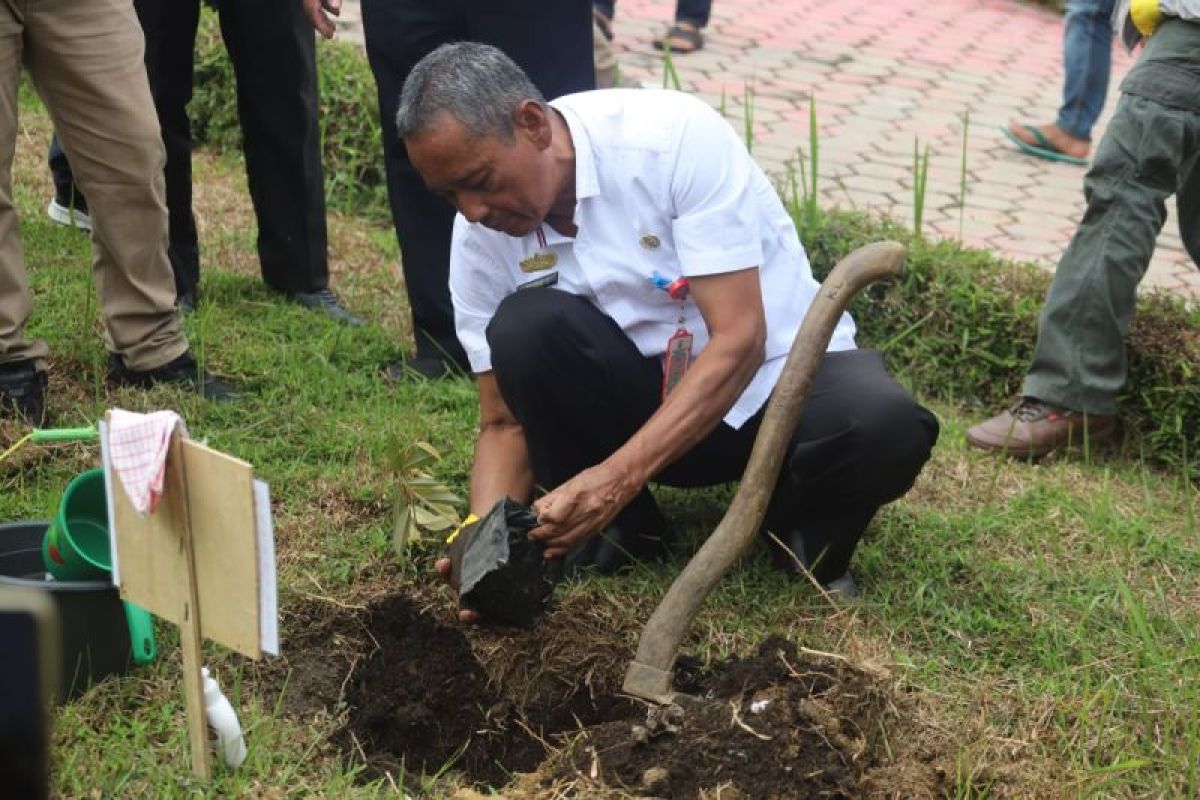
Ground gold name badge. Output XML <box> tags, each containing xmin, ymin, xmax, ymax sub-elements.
<box><xmin>519</xmin><ymin>249</ymin><xmax>558</xmax><ymax>273</ymax></box>
<box><xmin>639</xmin><ymin>232</ymin><xmax>661</xmax><ymax>250</ymax></box>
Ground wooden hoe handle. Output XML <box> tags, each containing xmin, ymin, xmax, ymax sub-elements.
<box><xmin>622</xmin><ymin>241</ymin><xmax>907</xmax><ymax>702</ymax></box>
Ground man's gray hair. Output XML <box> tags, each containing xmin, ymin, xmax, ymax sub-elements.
<box><xmin>396</xmin><ymin>42</ymin><xmax>546</xmax><ymax>142</ymax></box>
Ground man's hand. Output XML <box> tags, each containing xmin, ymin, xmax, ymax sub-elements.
<box><xmin>302</xmin><ymin>0</ymin><xmax>341</xmax><ymax>39</ymax></box>
<box><xmin>434</xmin><ymin>556</ymin><xmax>481</xmax><ymax>624</ymax></box>
<box><xmin>530</xmin><ymin>462</ymin><xmax>640</xmax><ymax>559</ymax></box>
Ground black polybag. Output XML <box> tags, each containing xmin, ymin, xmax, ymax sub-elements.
<box><xmin>447</xmin><ymin>497</ymin><xmax>558</xmax><ymax>627</ymax></box>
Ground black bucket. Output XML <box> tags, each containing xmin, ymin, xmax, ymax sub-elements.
<box><xmin>0</xmin><ymin>522</ymin><xmax>132</xmax><ymax>701</ymax></box>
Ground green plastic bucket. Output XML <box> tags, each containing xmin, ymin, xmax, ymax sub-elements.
<box><xmin>34</xmin><ymin>469</ymin><xmax>157</xmax><ymax>667</ymax></box>
<box><xmin>41</xmin><ymin>469</ymin><xmax>110</xmax><ymax>581</ymax></box>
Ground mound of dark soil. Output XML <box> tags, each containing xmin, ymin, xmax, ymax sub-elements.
<box><xmin>266</xmin><ymin>589</ymin><xmax>985</xmax><ymax>798</ymax></box>
<box><xmin>337</xmin><ymin>594</ymin><xmax>635</xmax><ymax>788</ymax></box>
<box><xmin>543</xmin><ymin>636</ymin><xmax>895</xmax><ymax>798</ymax></box>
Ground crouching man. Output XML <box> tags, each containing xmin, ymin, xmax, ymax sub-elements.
<box><xmin>397</xmin><ymin>43</ymin><xmax>939</xmax><ymax>618</ymax></box>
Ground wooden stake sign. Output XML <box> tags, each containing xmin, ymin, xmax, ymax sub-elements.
<box><xmin>101</xmin><ymin>414</ymin><xmax>277</xmax><ymax>779</ymax></box>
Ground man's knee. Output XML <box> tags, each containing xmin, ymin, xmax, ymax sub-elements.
<box><xmin>795</xmin><ymin>353</ymin><xmax>939</xmax><ymax>503</ymax></box>
<box><xmin>855</xmin><ymin>389</ymin><xmax>940</xmax><ymax>501</ymax></box>
<box><xmin>485</xmin><ymin>289</ymin><xmax>577</xmax><ymax>376</ymax></box>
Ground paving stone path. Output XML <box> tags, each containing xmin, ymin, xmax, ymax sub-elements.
<box><xmin>331</xmin><ymin>0</ymin><xmax>1198</xmax><ymax>301</ymax></box>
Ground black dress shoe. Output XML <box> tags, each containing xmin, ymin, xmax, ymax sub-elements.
<box><xmin>108</xmin><ymin>351</ymin><xmax>238</xmax><ymax>402</ymax></box>
<box><xmin>562</xmin><ymin>492</ymin><xmax>673</xmax><ymax>577</ymax></box>
<box><xmin>176</xmin><ymin>289</ymin><xmax>197</xmax><ymax>313</ymax></box>
<box><xmin>382</xmin><ymin>355</ymin><xmax>462</xmax><ymax>382</ymax></box>
<box><xmin>287</xmin><ymin>288</ymin><xmax>364</xmax><ymax>326</ymax></box>
<box><xmin>765</xmin><ymin>527</ymin><xmax>858</xmax><ymax>596</ymax></box>
<box><xmin>562</xmin><ymin>523</ymin><xmax>673</xmax><ymax>577</ymax></box>
<box><xmin>0</xmin><ymin>360</ymin><xmax>48</xmax><ymax>424</ymax></box>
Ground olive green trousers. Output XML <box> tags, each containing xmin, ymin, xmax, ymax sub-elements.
<box><xmin>1024</xmin><ymin>20</ymin><xmax>1199</xmax><ymax>414</ymax></box>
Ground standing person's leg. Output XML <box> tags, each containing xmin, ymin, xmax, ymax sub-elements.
<box><xmin>594</xmin><ymin>0</ymin><xmax>615</xmax><ymax>24</ymax></box>
<box><xmin>363</xmin><ymin>0</ymin><xmax>469</xmax><ymax>376</ymax></box>
<box><xmin>1004</xmin><ymin>0</ymin><xmax>1114</xmax><ymax>164</ymax></box>
<box><xmin>652</xmin><ymin>0</ymin><xmax>709</xmax><ymax>53</ymax></box>
<box><xmin>674</xmin><ymin>0</ymin><xmax>712</xmax><ymax>28</ymax></box>
<box><xmin>1024</xmin><ymin>94</ymin><xmax>1178</xmax><ymax>413</ymax></box>
<box><xmin>1178</xmin><ymin>114</ymin><xmax>1200</xmax><ymax>270</ymax></box>
<box><xmin>1057</xmin><ymin>0</ymin><xmax>1115</xmax><ymax>143</ymax></box>
<box><xmin>23</xmin><ymin>0</ymin><xmax>189</xmax><ymax>372</ymax></box>
<box><xmin>468</xmin><ymin>0</ymin><xmax>595</xmax><ymax>100</ymax></box>
<box><xmin>0</xmin><ymin>4</ymin><xmax>51</xmax><ymax>420</ymax></box>
<box><xmin>968</xmin><ymin>93</ymin><xmax>1188</xmax><ymax>455</ymax></box>
<box><xmin>218</xmin><ymin>0</ymin><xmax>328</xmax><ymax>296</ymax></box>
<box><xmin>46</xmin><ymin>133</ymin><xmax>90</xmax><ymax>231</ymax></box>
<box><xmin>131</xmin><ymin>0</ymin><xmax>202</xmax><ymax>309</ymax></box>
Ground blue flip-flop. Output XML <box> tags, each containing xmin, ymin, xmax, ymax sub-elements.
<box><xmin>1001</xmin><ymin>124</ymin><xmax>1088</xmax><ymax>167</ymax></box>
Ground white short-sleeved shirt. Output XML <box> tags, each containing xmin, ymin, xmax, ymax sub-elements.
<box><xmin>449</xmin><ymin>89</ymin><xmax>856</xmax><ymax>429</ymax></box>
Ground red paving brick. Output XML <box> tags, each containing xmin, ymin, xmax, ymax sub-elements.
<box><xmin>332</xmin><ymin>0</ymin><xmax>1196</xmax><ymax>302</ymax></box>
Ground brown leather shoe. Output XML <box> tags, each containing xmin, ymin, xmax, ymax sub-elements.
<box><xmin>966</xmin><ymin>399</ymin><xmax>1116</xmax><ymax>458</ymax></box>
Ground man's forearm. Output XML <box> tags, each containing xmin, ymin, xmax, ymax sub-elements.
<box><xmin>470</xmin><ymin>423</ymin><xmax>535</xmax><ymax>514</ymax></box>
<box><xmin>607</xmin><ymin>333</ymin><xmax>763</xmax><ymax>489</ymax></box>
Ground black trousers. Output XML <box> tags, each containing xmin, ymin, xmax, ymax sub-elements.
<box><xmin>486</xmin><ymin>290</ymin><xmax>940</xmax><ymax>583</ymax></box>
<box><xmin>360</xmin><ymin>0</ymin><xmax>594</xmax><ymax>369</ymax></box>
<box><xmin>48</xmin><ymin>0</ymin><xmax>329</xmax><ymax>298</ymax></box>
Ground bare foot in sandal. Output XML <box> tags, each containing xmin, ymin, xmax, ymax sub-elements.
<box><xmin>1007</xmin><ymin>121</ymin><xmax>1090</xmax><ymax>160</ymax></box>
<box><xmin>652</xmin><ymin>20</ymin><xmax>704</xmax><ymax>53</ymax></box>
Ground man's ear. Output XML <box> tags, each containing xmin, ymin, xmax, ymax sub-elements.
<box><xmin>513</xmin><ymin>100</ymin><xmax>553</xmax><ymax>150</ymax></box>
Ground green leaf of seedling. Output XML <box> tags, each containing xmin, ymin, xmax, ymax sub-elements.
<box><xmin>393</xmin><ymin>503</ymin><xmax>414</xmax><ymax>553</ymax></box>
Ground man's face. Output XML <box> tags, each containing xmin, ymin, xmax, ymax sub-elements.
<box><xmin>406</xmin><ymin>104</ymin><xmax>558</xmax><ymax>238</ymax></box>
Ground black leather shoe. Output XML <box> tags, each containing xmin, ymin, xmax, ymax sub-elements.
<box><xmin>108</xmin><ymin>351</ymin><xmax>238</xmax><ymax>402</ymax></box>
<box><xmin>562</xmin><ymin>524</ymin><xmax>673</xmax><ymax>577</ymax></box>
<box><xmin>766</xmin><ymin>526</ymin><xmax>811</xmax><ymax>573</ymax></box>
<box><xmin>382</xmin><ymin>356</ymin><xmax>461</xmax><ymax>382</ymax></box>
<box><xmin>824</xmin><ymin>573</ymin><xmax>860</xmax><ymax>600</ymax></box>
<box><xmin>765</xmin><ymin>527</ymin><xmax>858</xmax><ymax>597</ymax></box>
<box><xmin>287</xmin><ymin>288</ymin><xmax>364</xmax><ymax>326</ymax></box>
<box><xmin>562</xmin><ymin>493</ymin><xmax>673</xmax><ymax>577</ymax></box>
<box><xmin>176</xmin><ymin>289</ymin><xmax>197</xmax><ymax>313</ymax></box>
<box><xmin>0</xmin><ymin>360</ymin><xmax>48</xmax><ymax>424</ymax></box>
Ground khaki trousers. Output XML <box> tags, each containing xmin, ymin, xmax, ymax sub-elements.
<box><xmin>0</xmin><ymin>0</ymin><xmax>187</xmax><ymax>372</ymax></box>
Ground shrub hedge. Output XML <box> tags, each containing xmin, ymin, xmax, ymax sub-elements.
<box><xmin>186</xmin><ymin>13</ymin><xmax>1198</xmax><ymax>478</ymax></box>
<box><xmin>804</xmin><ymin>210</ymin><xmax>1199</xmax><ymax>478</ymax></box>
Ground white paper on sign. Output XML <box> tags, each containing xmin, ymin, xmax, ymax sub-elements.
<box><xmin>98</xmin><ymin>419</ymin><xmax>120</xmax><ymax>587</ymax></box>
<box><xmin>254</xmin><ymin>479</ymin><xmax>279</xmax><ymax>656</ymax></box>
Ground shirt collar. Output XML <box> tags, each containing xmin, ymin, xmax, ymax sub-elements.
<box><xmin>552</xmin><ymin>100</ymin><xmax>600</xmax><ymax>202</ymax></box>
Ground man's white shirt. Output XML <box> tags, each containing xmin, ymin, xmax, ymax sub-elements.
<box><xmin>449</xmin><ymin>88</ymin><xmax>856</xmax><ymax>429</ymax></box>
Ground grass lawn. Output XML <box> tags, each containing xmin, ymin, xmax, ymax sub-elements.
<box><xmin>3</xmin><ymin>83</ymin><xmax>1198</xmax><ymax>798</ymax></box>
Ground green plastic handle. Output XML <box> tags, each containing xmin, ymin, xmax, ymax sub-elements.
<box><xmin>124</xmin><ymin>603</ymin><xmax>158</xmax><ymax>666</ymax></box>
<box><xmin>30</xmin><ymin>426</ymin><xmax>99</xmax><ymax>443</ymax></box>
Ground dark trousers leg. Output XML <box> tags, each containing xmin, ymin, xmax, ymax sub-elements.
<box><xmin>592</xmin><ymin>1</ymin><xmax>712</xmax><ymax>29</ymax></box>
<box><xmin>47</xmin><ymin>135</ymin><xmax>74</xmax><ymax>196</ymax></box>
<box><xmin>132</xmin><ymin>0</ymin><xmax>201</xmax><ymax>302</ymax></box>
<box><xmin>759</xmin><ymin>349</ymin><xmax>940</xmax><ymax>583</ymax></box>
<box><xmin>218</xmin><ymin>0</ymin><xmax>328</xmax><ymax>293</ymax></box>
<box><xmin>486</xmin><ymin>290</ymin><xmax>672</xmax><ymax>530</ymax></box>
<box><xmin>674</xmin><ymin>0</ymin><xmax>713</xmax><ymax>27</ymax></box>
<box><xmin>360</xmin><ymin>0</ymin><xmax>593</xmax><ymax>368</ymax></box>
<box><xmin>486</xmin><ymin>290</ymin><xmax>939</xmax><ymax>582</ymax></box>
<box><xmin>361</xmin><ymin>0</ymin><xmax>467</xmax><ymax>366</ymax></box>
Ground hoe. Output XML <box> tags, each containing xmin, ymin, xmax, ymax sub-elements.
<box><xmin>622</xmin><ymin>240</ymin><xmax>907</xmax><ymax>703</ymax></box>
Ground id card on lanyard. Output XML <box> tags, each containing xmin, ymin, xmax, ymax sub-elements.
<box><xmin>651</xmin><ymin>271</ymin><xmax>693</xmax><ymax>400</ymax></box>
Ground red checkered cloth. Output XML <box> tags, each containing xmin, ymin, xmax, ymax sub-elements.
<box><xmin>107</xmin><ymin>409</ymin><xmax>189</xmax><ymax>515</ymax></box>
